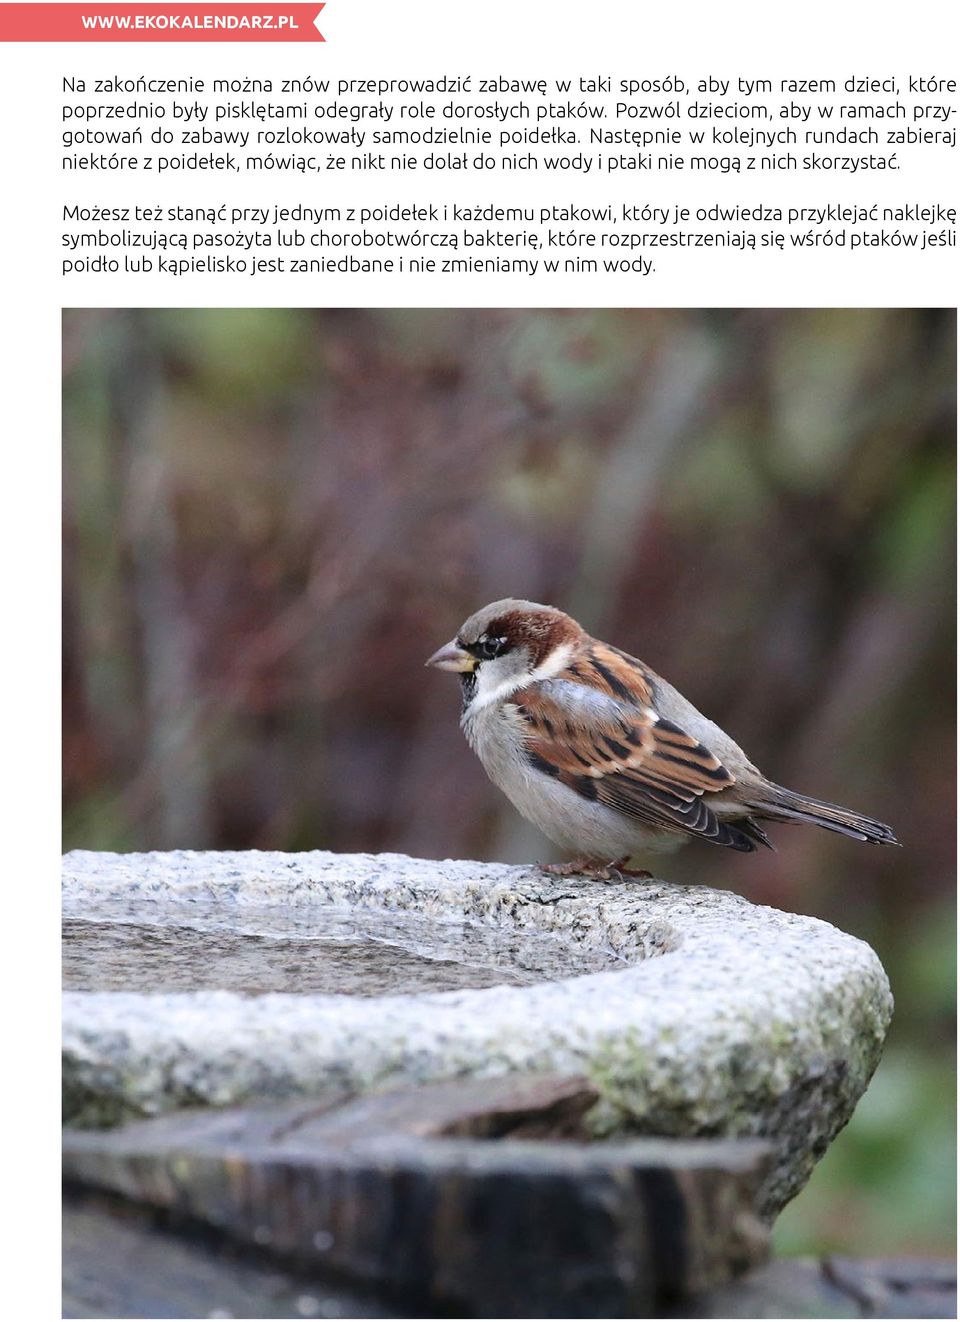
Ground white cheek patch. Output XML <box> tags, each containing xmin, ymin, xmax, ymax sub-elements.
<box><xmin>467</xmin><ymin>642</ymin><xmax>575</xmax><ymax>713</ymax></box>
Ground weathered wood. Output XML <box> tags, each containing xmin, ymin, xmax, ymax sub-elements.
<box><xmin>63</xmin><ymin>1073</ymin><xmax>771</xmax><ymax>1317</ymax></box>
<box><xmin>63</xmin><ymin>1193</ymin><xmax>958</xmax><ymax>1320</ymax></box>
<box><xmin>62</xmin><ymin>1072</ymin><xmax>599</xmax><ymax>1150</ymax></box>
<box><xmin>673</xmin><ymin>1256</ymin><xmax>958</xmax><ymax>1319</ymax></box>
<box><xmin>673</xmin><ymin>1257</ymin><xmax>861</xmax><ymax>1317</ymax></box>
<box><xmin>63</xmin><ymin>1190</ymin><xmax>393</xmax><ymax>1319</ymax></box>
<box><xmin>823</xmin><ymin>1256</ymin><xmax>958</xmax><ymax>1319</ymax></box>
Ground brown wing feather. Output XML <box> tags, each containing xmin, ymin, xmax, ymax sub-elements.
<box><xmin>513</xmin><ymin>641</ymin><xmax>757</xmax><ymax>850</ymax></box>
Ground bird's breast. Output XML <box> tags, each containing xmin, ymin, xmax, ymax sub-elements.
<box><xmin>461</xmin><ymin>701</ymin><xmax>526</xmax><ymax>788</ymax></box>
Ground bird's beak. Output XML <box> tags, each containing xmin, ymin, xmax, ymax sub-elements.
<box><xmin>425</xmin><ymin>639</ymin><xmax>475</xmax><ymax>672</ymax></box>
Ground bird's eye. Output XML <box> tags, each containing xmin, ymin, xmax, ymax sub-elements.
<box><xmin>475</xmin><ymin>635</ymin><xmax>508</xmax><ymax>661</ymax></box>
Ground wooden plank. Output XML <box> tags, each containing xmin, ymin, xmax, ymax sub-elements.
<box><xmin>674</xmin><ymin>1257</ymin><xmax>957</xmax><ymax>1319</ymax></box>
<box><xmin>823</xmin><ymin>1256</ymin><xmax>957</xmax><ymax>1319</ymax></box>
<box><xmin>63</xmin><ymin>1073</ymin><xmax>772</xmax><ymax>1317</ymax></box>
<box><xmin>63</xmin><ymin>1191</ymin><xmax>393</xmax><ymax>1319</ymax></box>
<box><xmin>64</xmin><ymin>1198</ymin><xmax>959</xmax><ymax>1322</ymax></box>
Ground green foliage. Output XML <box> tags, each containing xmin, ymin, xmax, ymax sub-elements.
<box><xmin>874</xmin><ymin>455</ymin><xmax>957</xmax><ymax>589</ymax></box>
<box><xmin>777</xmin><ymin>897</ymin><xmax>956</xmax><ymax>1256</ymax></box>
<box><xmin>155</xmin><ymin>307</ymin><xmax>314</xmax><ymax>400</ymax></box>
<box><xmin>775</xmin><ymin>1045</ymin><xmax>957</xmax><ymax>1257</ymax></box>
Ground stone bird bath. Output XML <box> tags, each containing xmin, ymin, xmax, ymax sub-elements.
<box><xmin>62</xmin><ymin>849</ymin><xmax>892</xmax><ymax>1220</ymax></box>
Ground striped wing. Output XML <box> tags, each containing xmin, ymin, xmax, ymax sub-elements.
<box><xmin>511</xmin><ymin>643</ymin><xmax>757</xmax><ymax>850</ymax></box>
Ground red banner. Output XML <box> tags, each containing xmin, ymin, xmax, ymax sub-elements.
<box><xmin>0</xmin><ymin>2</ymin><xmax>325</xmax><ymax>40</ymax></box>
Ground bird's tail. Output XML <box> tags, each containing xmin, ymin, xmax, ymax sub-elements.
<box><xmin>748</xmin><ymin>784</ymin><xmax>899</xmax><ymax>846</ymax></box>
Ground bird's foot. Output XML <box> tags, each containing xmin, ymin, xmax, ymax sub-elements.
<box><xmin>607</xmin><ymin>856</ymin><xmax>653</xmax><ymax>880</ymax></box>
<box><xmin>541</xmin><ymin>857</ymin><xmax>605</xmax><ymax>878</ymax></box>
<box><xmin>541</xmin><ymin>857</ymin><xmax>652</xmax><ymax>883</ymax></box>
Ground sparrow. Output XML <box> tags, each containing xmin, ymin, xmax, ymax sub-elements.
<box><xmin>426</xmin><ymin>598</ymin><xmax>898</xmax><ymax>875</ymax></box>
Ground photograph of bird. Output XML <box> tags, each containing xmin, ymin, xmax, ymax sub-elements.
<box><xmin>427</xmin><ymin>598</ymin><xmax>899</xmax><ymax>876</ymax></box>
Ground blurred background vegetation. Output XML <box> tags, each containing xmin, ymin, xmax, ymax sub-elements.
<box><xmin>62</xmin><ymin>307</ymin><xmax>955</xmax><ymax>1258</ymax></box>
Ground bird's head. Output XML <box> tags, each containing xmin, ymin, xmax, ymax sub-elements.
<box><xmin>425</xmin><ymin>598</ymin><xmax>583</xmax><ymax>710</ymax></box>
